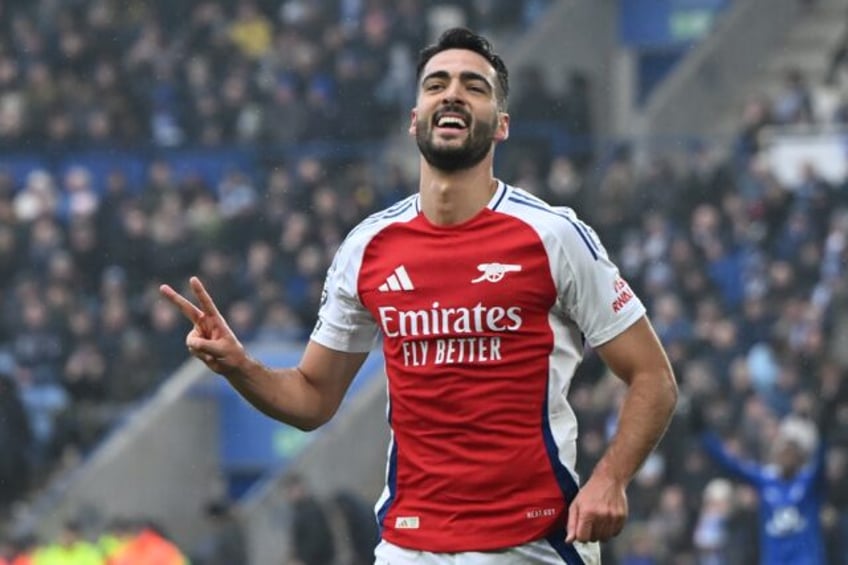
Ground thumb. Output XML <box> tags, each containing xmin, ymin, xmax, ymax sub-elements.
<box><xmin>565</xmin><ymin>500</ymin><xmax>579</xmax><ymax>544</ymax></box>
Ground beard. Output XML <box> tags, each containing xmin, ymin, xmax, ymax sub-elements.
<box><xmin>416</xmin><ymin>108</ymin><xmax>498</xmax><ymax>172</ymax></box>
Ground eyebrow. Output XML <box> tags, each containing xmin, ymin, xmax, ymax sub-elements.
<box><xmin>421</xmin><ymin>70</ymin><xmax>494</xmax><ymax>92</ymax></box>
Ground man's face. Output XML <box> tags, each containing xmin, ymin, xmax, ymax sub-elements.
<box><xmin>410</xmin><ymin>49</ymin><xmax>508</xmax><ymax>172</ymax></box>
<box><xmin>773</xmin><ymin>438</ymin><xmax>806</xmax><ymax>476</ymax></box>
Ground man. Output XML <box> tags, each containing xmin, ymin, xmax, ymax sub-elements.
<box><xmin>161</xmin><ymin>28</ymin><xmax>678</xmax><ymax>564</ymax></box>
<box><xmin>696</xmin><ymin>411</ymin><xmax>827</xmax><ymax>565</ymax></box>
<box><xmin>30</xmin><ymin>520</ymin><xmax>104</xmax><ymax>565</ymax></box>
<box><xmin>0</xmin><ymin>352</ymin><xmax>32</xmax><ymax>513</ymax></box>
<box><xmin>281</xmin><ymin>473</ymin><xmax>336</xmax><ymax>565</ymax></box>
<box><xmin>106</xmin><ymin>520</ymin><xmax>189</xmax><ymax>565</ymax></box>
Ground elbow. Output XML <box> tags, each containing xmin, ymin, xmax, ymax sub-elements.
<box><xmin>292</xmin><ymin>420</ymin><xmax>323</xmax><ymax>432</ymax></box>
<box><xmin>288</xmin><ymin>407</ymin><xmax>337</xmax><ymax>432</ymax></box>
<box><xmin>290</xmin><ymin>414</ymin><xmax>331</xmax><ymax>432</ymax></box>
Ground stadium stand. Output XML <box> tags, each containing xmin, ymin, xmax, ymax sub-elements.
<box><xmin>1</xmin><ymin>1</ymin><xmax>848</xmax><ymax>564</ymax></box>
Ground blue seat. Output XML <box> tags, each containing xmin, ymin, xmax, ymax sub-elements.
<box><xmin>58</xmin><ymin>151</ymin><xmax>148</xmax><ymax>194</ymax></box>
<box><xmin>161</xmin><ymin>149</ymin><xmax>257</xmax><ymax>193</ymax></box>
<box><xmin>0</xmin><ymin>154</ymin><xmax>51</xmax><ymax>191</ymax></box>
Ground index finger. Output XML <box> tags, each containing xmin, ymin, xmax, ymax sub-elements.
<box><xmin>190</xmin><ymin>276</ymin><xmax>223</xmax><ymax>318</ymax></box>
<box><xmin>159</xmin><ymin>283</ymin><xmax>204</xmax><ymax>324</ymax></box>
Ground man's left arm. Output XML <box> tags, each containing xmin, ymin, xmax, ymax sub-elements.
<box><xmin>566</xmin><ymin>315</ymin><xmax>678</xmax><ymax>543</ymax></box>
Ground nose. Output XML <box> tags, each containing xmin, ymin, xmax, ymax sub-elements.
<box><xmin>441</xmin><ymin>80</ymin><xmax>466</xmax><ymax>105</ymax></box>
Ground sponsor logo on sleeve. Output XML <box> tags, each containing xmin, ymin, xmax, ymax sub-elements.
<box><xmin>611</xmin><ymin>277</ymin><xmax>634</xmax><ymax>313</ymax></box>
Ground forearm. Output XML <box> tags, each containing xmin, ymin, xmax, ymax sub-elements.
<box><xmin>596</xmin><ymin>368</ymin><xmax>677</xmax><ymax>483</ymax></box>
<box><xmin>225</xmin><ymin>356</ymin><xmax>337</xmax><ymax>431</ymax></box>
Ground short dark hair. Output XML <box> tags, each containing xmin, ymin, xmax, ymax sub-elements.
<box><xmin>416</xmin><ymin>27</ymin><xmax>510</xmax><ymax>109</ymax></box>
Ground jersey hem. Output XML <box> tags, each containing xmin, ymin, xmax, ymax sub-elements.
<box><xmin>585</xmin><ymin>307</ymin><xmax>645</xmax><ymax>348</ymax></box>
<box><xmin>309</xmin><ymin>332</ymin><xmax>374</xmax><ymax>354</ymax></box>
<box><xmin>381</xmin><ymin>526</ymin><xmax>559</xmax><ymax>553</ymax></box>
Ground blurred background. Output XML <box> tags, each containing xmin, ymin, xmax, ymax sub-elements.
<box><xmin>0</xmin><ymin>0</ymin><xmax>847</xmax><ymax>563</ymax></box>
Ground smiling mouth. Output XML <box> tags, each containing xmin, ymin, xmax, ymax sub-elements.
<box><xmin>433</xmin><ymin>111</ymin><xmax>470</xmax><ymax>132</ymax></box>
<box><xmin>435</xmin><ymin>116</ymin><xmax>467</xmax><ymax>129</ymax></box>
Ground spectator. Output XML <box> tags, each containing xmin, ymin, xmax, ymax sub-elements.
<box><xmin>692</xmin><ymin>478</ymin><xmax>734</xmax><ymax>565</ymax></box>
<box><xmin>189</xmin><ymin>497</ymin><xmax>249</xmax><ymax>565</ymax></box>
<box><xmin>107</xmin><ymin>520</ymin><xmax>188</xmax><ymax>565</ymax></box>
<box><xmin>328</xmin><ymin>489</ymin><xmax>379</xmax><ymax>565</ymax></box>
<box><xmin>228</xmin><ymin>1</ymin><xmax>273</xmax><ymax>60</ymax></box>
<box><xmin>695</xmin><ymin>407</ymin><xmax>828</xmax><ymax>565</ymax></box>
<box><xmin>0</xmin><ymin>352</ymin><xmax>32</xmax><ymax>514</ymax></box>
<box><xmin>281</xmin><ymin>473</ymin><xmax>335</xmax><ymax>565</ymax></box>
<box><xmin>30</xmin><ymin>519</ymin><xmax>104</xmax><ymax>565</ymax></box>
<box><xmin>7</xmin><ymin>533</ymin><xmax>38</xmax><ymax>565</ymax></box>
<box><xmin>773</xmin><ymin>68</ymin><xmax>815</xmax><ymax>125</ymax></box>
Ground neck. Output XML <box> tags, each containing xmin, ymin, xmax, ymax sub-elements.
<box><xmin>418</xmin><ymin>158</ymin><xmax>498</xmax><ymax>226</ymax></box>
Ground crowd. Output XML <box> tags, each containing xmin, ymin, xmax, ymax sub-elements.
<box><xmin>0</xmin><ymin>0</ymin><xmax>549</xmax><ymax>150</ymax></box>
<box><xmin>0</xmin><ymin>0</ymin><xmax>847</xmax><ymax>564</ymax></box>
<box><xmin>0</xmin><ymin>518</ymin><xmax>192</xmax><ymax>565</ymax></box>
<box><xmin>0</xmin><ymin>0</ymin><xmax>553</xmax><ymax>491</ymax></box>
<box><xmin>0</xmin><ymin>0</ymin><xmax>554</xmax><ymax>561</ymax></box>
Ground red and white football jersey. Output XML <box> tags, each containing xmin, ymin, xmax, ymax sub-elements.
<box><xmin>311</xmin><ymin>181</ymin><xmax>645</xmax><ymax>552</ymax></box>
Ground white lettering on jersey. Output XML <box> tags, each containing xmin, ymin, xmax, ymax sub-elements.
<box><xmin>378</xmin><ymin>302</ymin><xmax>523</xmax><ymax>338</ymax></box>
<box><xmin>526</xmin><ymin>507</ymin><xmax>557</xmax><ymax>519</ymax></box>
<box><xmin>402</xmin><ymin>337</ymin><xmax>502</xmax><ymax>366</ymax></box>
<box><xmin>765</xmin><ymin>505</ymin><xmax>807</xmax><ymax>537</ymax></box>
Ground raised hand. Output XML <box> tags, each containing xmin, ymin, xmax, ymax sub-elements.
<box><xmin>159</xmin><ymin>276</ymin><xmax>247</xmax><ymax>377</ymax></box>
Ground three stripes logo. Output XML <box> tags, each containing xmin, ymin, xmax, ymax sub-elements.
<box><xmin>378</xmin><ymin>265</ymin><xmax>415</xmax><ymax>292</ymax></box>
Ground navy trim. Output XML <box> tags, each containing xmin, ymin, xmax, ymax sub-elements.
<box><xmin>506</xmin><ymin>188</ymin><xmax>546</xmax><ymax>206</ymax></box>
<box><xmin>541</xmin><ymin>386</ymin><xmax>580</xmax><ymax>503</ymax></box>
<box><xmin>346</xmin><ymin>198</ymin><xmax>415</xmax><ymax>239</ymax></box>
<box><xmin>570</xmin><ymin>219</ymin><xmax>600</xmax><ymax>255</ymax></box>
<box><xmin>507</xmin><ymin>195</ymin><xmax>552</xmax><ymax>213</ymax></box>
<box><xmin>381</xmin><ymin>200</ymin><xmax>414</xmax><ymax>219</ymax></box>
<box><xmin>540</xmin><ymin>375</ymin><xmax>584</xmax><ymax>562</ymax></box>
<box><xmin>490</xmin><ymin>181</ymin><xmax>508</xmax><ymax>211</ymax></box>
<box><xmin>376</xmin><ymin>402</ymin><xmax>397</xmax><ymax>537</ymax></box>
<box><xmin>545</xmin><ymin>524</ymin><xmax>586</xmax><ymax>565</ymax></box>
<box><xmin>507</xmin><ymin>196</ymin><xmax>599</xmax><ymax>260</ymax></box>
<box><xmin>375</xmin><ymin>440</ymin><xmax>397</xmax><ymax>537</ymax></box>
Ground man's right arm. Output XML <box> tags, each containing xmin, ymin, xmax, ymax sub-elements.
<box><xmin>225</xmin><ymin>341</ymin><xmax>368</xmax><ymax>430</ymax></box>
<box><xmin>160</xmin><ymin>277</ymin><xmax>368</xmax><ymax>431</ymax></box>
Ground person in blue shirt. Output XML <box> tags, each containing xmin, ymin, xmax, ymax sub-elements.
<box><xmin>693</xmin><ymin>404</ymin><xmax>827</xmax><ymax>565</ymax></box>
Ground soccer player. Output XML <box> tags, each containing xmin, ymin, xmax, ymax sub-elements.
<box><xmin>160</xmin><ymin>28</ymin><xmax>678</xmax><ymax>564</ymax></box>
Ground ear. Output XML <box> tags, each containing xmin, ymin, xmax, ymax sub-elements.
<box><xmin>494</xmin><ymin>112</ymin><xmax>510</xmax><ymax>142</ymax></box>
<box><xmin>408</xmin><ymin>108</ymin><xmax>418</xmax><ymax>136</ymax></box>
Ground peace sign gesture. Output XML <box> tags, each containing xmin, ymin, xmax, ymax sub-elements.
<box><xmin>159</xmin><ymin>276</ymin><xmax>247</xmax><ymax>377</ymax></box>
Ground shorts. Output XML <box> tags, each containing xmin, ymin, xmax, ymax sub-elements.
<box><xmin>374</xmin><ymin>538</ymin><xmax>600</xmax><ymax>564</ymax></box>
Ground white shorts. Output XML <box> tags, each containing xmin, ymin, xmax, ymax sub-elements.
<box><xmin>374</xmin><ymin>538</ymin><xmax>600</xmax><ymax>565</ymax></box>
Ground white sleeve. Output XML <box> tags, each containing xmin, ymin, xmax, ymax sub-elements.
<box><xmin>310</xmin><ymin>235</ymin><xmax>380</xmax><ymax>353</ymax></box>
<box><xmin>554</xmin><ymin>210</ymin><xmax>645</xmax><ymax>347</ymax></box>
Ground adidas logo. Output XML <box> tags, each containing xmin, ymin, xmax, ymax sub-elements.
<box><xmin>378</xmin><ymin>265</ymin><xmax>415</xmax><ymax>292</ymax></box>
<box><xmin>395</xmin><ymin>516</ymin><xmax>420</xmax><ymax>529</ymax></box>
